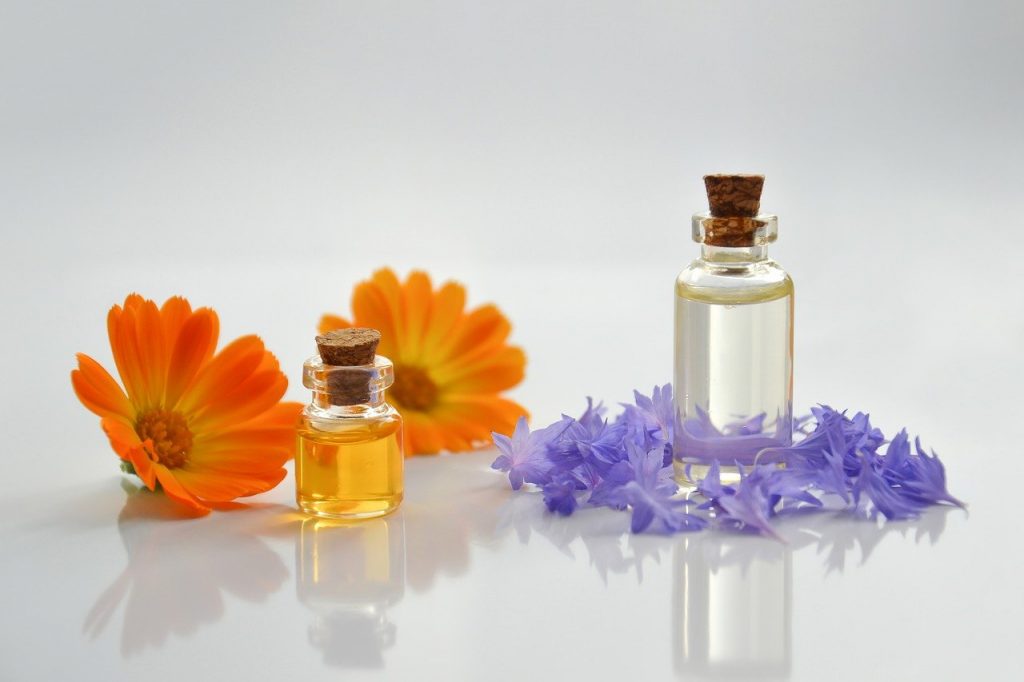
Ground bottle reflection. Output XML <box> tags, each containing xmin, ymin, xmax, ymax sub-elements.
<box><xmin>297</xmin><ymin>514</ymin><xmax>405</xmax><ymax>668</ymax></box>
<box><xmin>674</xmin><ymin>534</ymin><xmax>791</xmax><ymax>679</ymax></box>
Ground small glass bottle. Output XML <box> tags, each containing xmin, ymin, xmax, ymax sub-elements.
<box><xmin>296</xmin><ymin>328</ymin><xmax>404</xmax><ymax>518</ymax></box>
<box><xmin>673</xmin><ymin>175</ymin><xmax>794</xmax><ymax>483</ymax></box>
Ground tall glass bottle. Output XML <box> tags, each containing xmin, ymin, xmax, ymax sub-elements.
<box><xmin>673</xmin><ymin>175</ymin><xmax>793</xmax><ymax>483</ymax></box>
<box><xmin>296</xmin><ymin>328</ymin><xmax>404</xmax><ymax>518</ymax></box>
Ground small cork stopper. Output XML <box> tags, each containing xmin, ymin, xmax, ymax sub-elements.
<box><xmin>702</xmin><ymin>174</ymin><xmax>765</xmax><ymax>247</ymax></box>
<box><xmin>704</xmin><ymin>174</ymin><xmax>764</xmax><ymax>217</ymax></box>
<box><xmin>315</xmin><ymin>328</ymin><xmax>381</xmax><ymax>406</ymax></box>
<box><xmin>316</xmin><ymin>328</ymin><xmax>380</xmax><ymax>367</ymax></box>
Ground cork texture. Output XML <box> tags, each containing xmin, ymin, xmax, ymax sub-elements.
<box><xmin>704</xmin><ymin>174</ymin><xmax>764</xmax><ymax>218</ymax></box>
<box><xmin>316</xmin><ymin>328</ymin><xmax>380</xmax><ymax>367</ymax></box>
<box><xmin>315</xmin><ymin>328</ymin><xmax>381</xmax><ymax>406</ymax></box>
<box><xmin>703</xmin><ymin>217</ymin><xmax>767</xmax><ymax>248</ymax></box>
<box><xmin>703</xmin><ymin>174</ymin><xmax>765</xmax><ymax>246</ymax></box>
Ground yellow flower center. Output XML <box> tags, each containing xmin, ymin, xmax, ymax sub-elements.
<box><xmin>135</xmin><ymin>409</ymin><xmax>193</xmax><ymax>468</ymax></box>
<box><xmin>391</xmin><ymin>365</ymin><xmax>439</xmax><ymax>411</ymax></box>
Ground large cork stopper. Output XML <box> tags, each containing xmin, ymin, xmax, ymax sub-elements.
<box><xmin>702</xmin><ymin>173</ymin><xmax>765</xmax><ymax>247</ymax></box>
<box><xmin>315</xmin><ymin>328</ymin><xmax>381</xmax><ymax>405</ymax></box>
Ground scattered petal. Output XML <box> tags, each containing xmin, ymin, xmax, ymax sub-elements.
<box><xmin>492</xmin><ymin>387</ymin><xmax>964</xmax><ymax>540</ymax></box>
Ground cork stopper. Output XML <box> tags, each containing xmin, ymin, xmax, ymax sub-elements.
<box><xmin>316</xmin><ymin>328</ymin><xmax>380</xmax><ymax>366</ymax></box>
<box><xmin>315</xmin><ymin>328</ymin><xmax>381</xmax><ymax>405</ymax></box>
<box><xmin>702</xmin><ymin>173</ymin><xmax>766</xmax><ymax>247</ymax></box>
<box><xmin>704</xmin><ymin>174</ymin><xmax>764</xmax><ymax>217</ymax></box>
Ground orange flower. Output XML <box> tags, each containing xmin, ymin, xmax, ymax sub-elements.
<box><xmin>72</xmin><ymin>294</ymin><xmax>303</xmax><ymax>514</ymax></box>
<box><xmin>320</xmin><ymin>268</ymin><xmax>527</xmax><ymax>455</ymax></box>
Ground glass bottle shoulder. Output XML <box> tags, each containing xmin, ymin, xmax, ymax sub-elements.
<box><xmin>675</xmin><ymin>258</ymin><xmax>793</xmax><ymax>305</ymax></box>
<box><xmin>300</xmin><ymin>403</ymin><xmax>402</xmax><ymax>436</ymax></box>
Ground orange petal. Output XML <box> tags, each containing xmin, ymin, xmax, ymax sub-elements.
<box><xmin>434</xmin><ymin>395</ymin><xmax>527</xmax><ymax>444</ymax></box>
<box><xmin>72</xmin><ymin>354</ymin><xmax>134</xmax><ymax>421</ymax></box>
<box><xmin>360</xmin><ymin>268</ymin><xmax>407</xmax><ymax>356</ymax></box>
<box><xmin>229</xmin><ymin>400</ymin><xmax>304</xmax><ymax>430</ymax></box>
<box><xmin>191</xmin><ymin>369</ymin><xmax>288</xmax><ymax>432</ymax></box>
<box><xmin>164</xmin><ymin>309</ymin><xmax>219</xmax><ymax>408</ymax></box>
<box><xmin>434</xmin><ymin>304</ymin><xmax>511</xmax><ymax>367</ymax></box>
<box><xmin>159</xmin><ymin>296</ymin><xmax>193</xmax><ymax>347</ymax></box>
<box><xmin>403</xmin><ymin>411</ymin><xmax>446</xmax><ymax>455</ymax></box>
<box><xmin>193</xmin><ymin>402</ymin><xmax>302</xmax><ymax>456</ymax></box>
<box><xmin>101</xmin><ymin>417</ymin><xmax>142</xmax><ymax>462</ymax></box>
<box><xmin>317</xmin><ymin>314</ymin><xmax>351</xmax><ymax>335</ymax></box>
<box><xmin>122</xmin><ymin>293</ymin><xmax>146</xmax><ymax>312</ymax></box>
<box><xmin>174</xmin><ymin>466</ymin><xmax>286</xmax><ymax>501</ymax></box>
<box><xmin>126</xmin><ymin>443</ymin><xmax>158</xmax><ymax>490</ymax></box>
<box><xmin>399</xmin><ymin>270</ymin><xmax>433</xmax><ymax>362</ymax></box>
<box><xmin>132</xmin><ymin>297</ymin><xmax>167</xmax><ymax>408</ymax></box>
<box><xmin>101</xmin><ymin>418</ymin><xmax>160</xmax><ymax>489</ymax></box>
<box><xmin>189</xmin><ymin>447</ymin><xmax>293</xmax><ymax>475</ymax></box>
<box><xmin>107</xmin><ymin>302</ymin><xmax>146</xmax><ymax>408</ymax></box>
<box><xmin>154</xmin><ymin>466</ymin><xmax>210</xmax><ymax>514</ymax></box>
<box><xmin>351</xmin><ymin>279</ymin><xmax>400</xmax><ymax>359</ymax></box>
<box><xmin>435</xmin><ymin>345</ymin><xmax>526</xmax><ymax>394</ymax></box>
<box><xmin>175</xmin><ymin>335</ymin><xmax>265</xmax><ymax>413</ymax></box>
<box><xmin>421</xmin><ymin>412</ymin><xmax>475</xmax><ymax>451</ymax></box>
<box><xmin>418</xmin><ymin>280</ymin><xmax>466</xmax><ymax>361</ymax></box>
<box><xmin>424</xmin><ymin>409</ymin><xmax>494</xmax><ymax>450</ymax></box>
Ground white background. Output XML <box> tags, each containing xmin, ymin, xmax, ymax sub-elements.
<box><xmin>2</xmin><ymin>2</ymin><xmax>1023</xmax><ymax>680</ymax></box>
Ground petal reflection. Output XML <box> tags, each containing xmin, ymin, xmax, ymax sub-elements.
<box><xmin>83</xmin><ymin>485</ymin><xmax>288</xmax><ymax>656</ymax></box>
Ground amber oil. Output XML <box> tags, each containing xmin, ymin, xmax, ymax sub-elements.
<box><xmin>296</xmin><ymin>416</ymin><xmax>403</xmax><ymax>518</ymax></box>
<box><xmin>296</xmin><ymin>328</ymin><xmax>404</xmax><ymax>519</ymax></box>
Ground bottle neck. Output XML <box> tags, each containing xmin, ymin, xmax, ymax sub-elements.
<box><xmin>302</xmin><ymin>354</ymin><xmax>395</xmax><ymax>417</ymax></box>
<box><xmin>310</xmin><ymin>388</ymin><xmax>389</xmax><ymax>415</ymax></box>
<box><xmin>700</xmin><ymin>243</ymin><xmax>770</xmax><ymax>264</ymax></box>
<box><xmin>691</xmin><ymin>212</ymin><xmax>778</xmax><ymax>262</ymax></box>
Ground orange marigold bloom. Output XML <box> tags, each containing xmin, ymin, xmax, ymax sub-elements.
<box><xmin>72</xmin><ymin>294</ymin><xmax>303</xmax><ymax>514</ymax></box>
<box><xmin>320</xmin><ymin>268</ymin><xmax>527</xmax><ymax>455</ymax></box>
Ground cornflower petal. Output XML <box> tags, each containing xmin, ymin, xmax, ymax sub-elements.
<box><xmin>493</xmin><ymin>384</ymin><xmax>964</xmax><ymax>541</ymax></box>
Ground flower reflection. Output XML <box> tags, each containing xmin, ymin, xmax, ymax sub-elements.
<box><xmin>767</xmin><ymin>504</ymin><xmax>957</xmax><ymax>573</ymax></box>
<box><xmin>83</xmin><ymin>483</ymin><xmax>288</xmax><ymax>656</ymax></box>
<box><xmin>296</xmin><ymin>515</ymin><xmax>405</xmax><ymax>668</ymax></box>
<box><xmin>494</xmin><ymin>492</ymin><xmax>673</xmax><ymax>582</ymax></box>
<box><xmin>669</xmin><ymin>505</ymin><xmax>956</xmax><ymax>679</ymax></box>
<box><xmin>494</xmin><ymin>490</ymin><xmax>957</xmax><ymax>583</ymax></box>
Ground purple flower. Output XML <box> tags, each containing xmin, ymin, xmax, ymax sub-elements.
<box><xmin>883</xmin><ymin>434</ymin><xmax>965</xmax><ymax>509</ymax></box>
<box><xmin>620</xmin><ymin>384</ymin><xmax>675</xmax><ymax>445</ymax></box>
<box><xmin>577</xmin><ymin>397</ymin><xmax>607</xmax><ymax>431</ymax></box>
<box><xmin>851</xmin><ymin>452</ymin><xmax>925</xmax><ymax>520</ymax></box>
<box><xmin>552</xmin><ymin>404</ymin><xmax>628</xmax><ymax>477</ymax></box>
<box><xmin>714</xmin><ymin>465</ymin><xmax>784</xmax><ymax>540</ymax></box>
<box><xmin>676</xmin><ymin>406</ymin><xmax>788</xmax><ymax>467</ymax></box>
<box><xmin>586</xmin><ymin>459</ymin><xmax>633</xmax><ymax>510</ymax></box>
<box><xmin>491</xmin><ymin>416</ymin><xmax>571</xmax><ymax>490</ymax></box>
<box><xmin>542</xmin><ymin>473</ymin><xmax>580</xmax><ymax>516</ymax></box>
<box><xmin>605</xmin><ymin>443</ymin><xmax>705</xmax><ymax>534</ymax></box>
<box><xmin>722</xmin><ymin>412</ymin><xmax>767</xmax><ymax>437</ymax></box>
<box><xmin>492</xmin><ymin>385</ymin><xmax>964</xmax><ymax>541</ymax></box>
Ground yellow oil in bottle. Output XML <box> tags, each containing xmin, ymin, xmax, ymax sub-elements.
<box><xmin>296</xmin><ymin>414</ymin><xmax>404</xmax><ymax>519</ymax></box>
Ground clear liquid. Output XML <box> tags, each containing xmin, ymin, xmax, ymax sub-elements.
<box><xmin>296</xmin><ymin>413</ymin><xmax>404</xmax><ymax>519</ymax></box>
<box><xmin>673</xmin><ymin>283</ymin><xmax>793</xmax><ymax>481</ymax></box>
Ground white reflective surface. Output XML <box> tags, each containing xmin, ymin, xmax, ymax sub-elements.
<box><xmin>0</xmin><ymin>449</ymin><xmax>1002</xmax><ymax>681</ymax></box>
